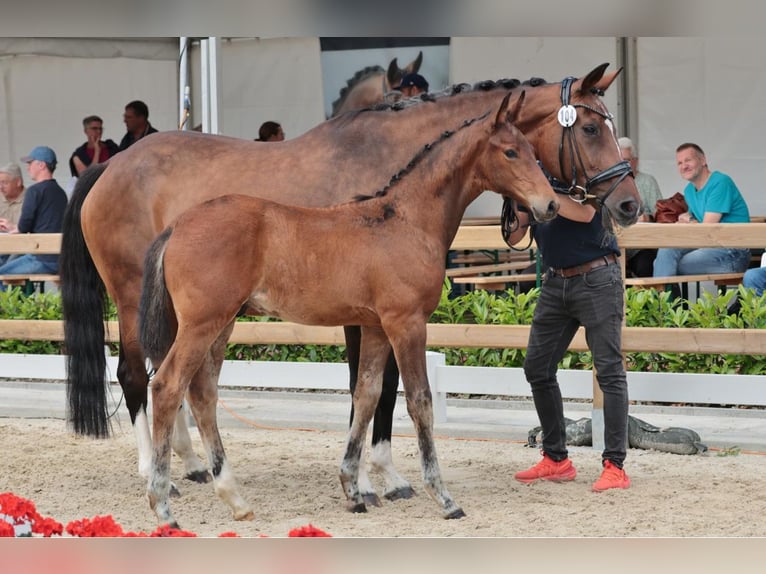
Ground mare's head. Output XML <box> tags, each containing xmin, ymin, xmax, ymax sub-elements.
<box><xmin>478</xmin><ymin>91</ymin><xmax>559</xmax><ymax>223</ymax></box>
<box><xmin>528</xmin><ymin>63</ymin><xmax>640</xmax><ymax>229</ymax></box>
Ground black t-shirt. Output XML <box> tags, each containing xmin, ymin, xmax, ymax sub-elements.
<box><xmin>531</xmin><ymin>211</ymin><xmax>620</xmax><ymax>270</ymax></box>
<box><xmin>17</xmin><ymin>179</ymin><xmax>68</xmax><ymax>265</ymax></box>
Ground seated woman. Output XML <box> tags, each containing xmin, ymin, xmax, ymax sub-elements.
<box><xmin>653</xmin><ymin>143</ymin><xmax>751</xmax><ymax>299</ymax></box>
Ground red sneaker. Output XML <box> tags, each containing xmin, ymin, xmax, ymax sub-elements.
<box><xmin>592</xmin><ymin>460</ymin><xmax>631</xmax><ymax>492</ymax></box>
<box><xmin>514</xmin><ymin>453</ymin><xmax>577</xmax><ymax>484</ymax></box>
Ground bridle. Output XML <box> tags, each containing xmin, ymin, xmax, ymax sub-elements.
<box><xmin>501</xmin><ymin>75</ymin><xmax>633</xmax><ymax>247</ymax></box>
<box><xmin>552</xmin><ymin>76</ymin><xmax>633</xmax><ymax>206</ymax></box>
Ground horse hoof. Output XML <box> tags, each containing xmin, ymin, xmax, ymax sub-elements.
<box><xmin>384</xmin><ymin>486</ymin><xmax>416</xmax><ymax>502</ymax></box>
<box><xmin>185</xmin><ymin>470</ymin><xmax>212</xmax><ymax>484</ymax></box>
<box><xmin>235</xmin><ymin>510</ymin><xmax>255</xmax><ymax>522</ymax></box>
<box><xmin>349</xmin><ymin>502</ymin><xmax>367</xmax><ymax>514</ymax></box>
<box><xmin>169</xmin><ymin>484</ymin><xmax>182</xmax><ymax>498</ymax></box>
<box><xmin>362</xmin><ymin>493</ymin><xmax>382</xmax><ymax>507</ymax></box>
<box><xmin>444</xmin><ymin>507</ymin><xmax>466</xmax><ymax>520</ymax></box>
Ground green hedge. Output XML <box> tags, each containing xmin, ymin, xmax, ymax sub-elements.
<box><xmin>0</xmin><ymin>282</ymin><xmax>763</xmax><ymax>374</ymax></box>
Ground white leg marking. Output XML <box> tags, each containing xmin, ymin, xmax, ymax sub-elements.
<box><xmin>172</xmin><ymin>401</ymin><xmax>208</xmax><ymax>477</ymax></box>
<box><xmin>135</xmin><ymin>409</ymin><xmax>153</xmax><ymax>479</ymax></box>
<box><xmin>212</xmin><ymin>459</ymin><xmax>254</xmax><ymax>521</ymax></box>
<box><xmin>370</xmin><ymin>440</ymin><xmax>412</xmax><ymax>494</ymax></box>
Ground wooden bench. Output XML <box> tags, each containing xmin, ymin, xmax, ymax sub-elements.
<box><xmin>448</xmin><ymin>225</ymin><xmax>535</xmax><ymax>293</ymax></box>
<box><xmin>0</xmin><ymin>274</ymin><xmax>60</xmax><ymax>294</ymax></box>
<box><xmin>0</xmin><ymin>234</ymin><xmax>62</xmax><ymax>295</ymax></box>
<box><xmin>452</xmin><ymin>272</ymin><xmax>540</xmax><ymax>291</ymax></box>
<box><xmin>451</xmin><ymin>251</ymin><xmax>527</xmax><ymax>265</ymax></box>
<box><xmin>625</xmin><ymin>272</ymin><xmax>744</xmax><ymax>288</ymax></box>
<box><xmin>625</xmin><ymin>272</ymin><xmax>744</xmax><ymax>300</ymax></box>
<box><xmin>445</xmin><ymin>260</ymin><xmax>532</xmax><ymax>278</ymax></box>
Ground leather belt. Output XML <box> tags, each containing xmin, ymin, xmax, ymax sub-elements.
<box><xmin>550</xmin><ymin>253</ymin><xmax>618</xmax><ymax>278</ymax></box>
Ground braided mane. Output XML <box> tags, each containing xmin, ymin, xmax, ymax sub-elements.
<box><xmin>330</xmin><ymin>65</ymin><xmax>385</xmax><ymax>117</ymax></box>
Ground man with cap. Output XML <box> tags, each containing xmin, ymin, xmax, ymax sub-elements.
<box><xmin>0</xmin><ymin>146</ymin><xmax>68</xmax><ymax>282</ymax></box>
<box><xmin>395</xmin><ymin>73</ymin><xmax>429</xmax><ymax>98</ymax></box>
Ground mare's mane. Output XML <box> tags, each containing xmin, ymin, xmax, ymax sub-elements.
<box><xmin>330</xmin><ymin>65</ymin><xmax>386</xmax><ymax>117</ymax></box>
<box><xmin>352</xmin><ymin>111</ymin><xmax>491</xmax><ymax>204</ymax></box>
<box><xmin>331</xmin><ymin>76</ymin><xmax>549</xmax><ymax>123</ymax></box>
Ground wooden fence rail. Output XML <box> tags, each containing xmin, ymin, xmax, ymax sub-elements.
<box><xmin>0</xmin><ymin>224</ymin><xmax>764</xmax><ymax>356</ymax></box>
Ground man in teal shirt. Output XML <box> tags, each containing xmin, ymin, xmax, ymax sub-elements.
<box><xmin>653</xmin><ymin>142</ymin><xmax>750</xmax><ymax>284</ymax></box>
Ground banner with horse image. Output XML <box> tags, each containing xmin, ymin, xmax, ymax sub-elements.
<box><xmin>319</xmin><ymin>37</ymin><xmax>450</xmax><ymax>119</ymax></box>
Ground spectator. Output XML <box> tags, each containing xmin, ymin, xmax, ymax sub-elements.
<box><xmin>728</xmin><ymin>258</ymin><xmax>766</xmax><ymax>315</ymax></box>
<box><xmin>395</xmin><ymin>73</ymin><xmax>429</xmax><ymax>98</ymax></box>
<box><xmin>0</xmin><ymin>163</ymin><xmax>27</xmax><ymax>265</ymax></box>
<box><xmin>0</xmin><ymin>146</ymin><xmax>68</xmax><ymax>282</ymax></box>
<box><xmin>69</xmin><ymin>115</ymin><xmax>119</xmax><ymax>177</ymax></box>
<box><xmin>743</xmin><ymin>266</ymin><xmax>766</xmax><ymax>297</ymax></box>
<box><xmin>0</xmin><ymin>163</ymin><xmax>26</xmax><ymax>226</ymax></box>
<box><xmin>255</xmin><ymin>121</ymin><xmax>284</xmax><ymax>142</ymax></box>
<box><xmin>618</xmin><ymin>137</ymin><xmax>663</xmax><ymax>277</ymax></box>
<box><xmin>118</xmin><ymin>100</ymin><xmax>158</xmax><ymax>151</ymax></box>
<box><xmin>653</xmin><ymin>143</ymin><xmax>751</xmax><ymax>299</ymax></box>
<box><xmin>504</xmin><ymin>198</ymin><xmax>631</xmax><ymax>492</ymax></box>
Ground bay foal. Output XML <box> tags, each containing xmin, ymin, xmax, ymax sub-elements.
<box><xmin>137</xmin><ymin>93</ymin><xmax>558</xmax><ymax>526</ymax></box>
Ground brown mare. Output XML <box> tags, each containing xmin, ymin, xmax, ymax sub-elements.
<box><xmin>330</xmin><ymin>51</ymin><xmax>423</xmax><ymax>116</ymax></box>
<box><xmin>136</xmin><ymin>93</ymin><xmax>558</xmax><ymax>526</ymax></box>
<box><xmin>61</xmin><ymin>63</ymin><xmax>639</xmax><ymax>505</ymax></box>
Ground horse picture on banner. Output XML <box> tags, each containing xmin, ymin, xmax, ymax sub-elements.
<box><xmin>330</xmin><ymin>50</ymin><xmax>424</xmax><ymax>117</ymax></box>
<box><xmin>137</xmin><ymin>92</ymin><xmax>558</xmax><ymax>526</ymax></box>
<box><xmin>60</xmin><ymin>63</ymin><xmax>639</xmax><ymax>514</ymax></box>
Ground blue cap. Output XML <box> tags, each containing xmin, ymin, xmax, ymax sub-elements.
<box><xmin>396</xmin><ymin>73</ymin><xmax>429</xmax><ymax>92</ymax></box>
<box><xmin>21</xmin><ymin>146</ymin><xmax>57</xmax><ymax>168</ymax></box>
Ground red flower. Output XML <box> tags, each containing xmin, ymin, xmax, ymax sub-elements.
<box><xmin>287</xmin><ymin>524</ymin><xmax>332</xmax><ymax>537</ymax></box>
<box><xmin>0</xmin><ymin>492</ymin><xmax>38</xmax><ymax>523</ymax></box>
<box><xmin>65</xmin><ymin>515</ymin><xmax>125</xmax><ymax>537</ymax></box>
<box><xmin>32</xmin><ymin>516</ymin><xmax>63</xmax><ymax>537</ymax></box>
<box><xmin>1</xmin><ymin>492</ymin><xmax>62</xmax><ymax>537</ymax></box>
<box><xmin>0</xmin><ymin>520</ymin><xmax>15</xmax><ymax>537</ymax></box>
<box><xmin>149</xmin><ymin>524</ymin><xmax>197</xmax><ymax>537</ymax></box>
<box><xmin>218</xmin><ymin>531</ymin><xmax>240</xmax><ymax>537</ymax></box>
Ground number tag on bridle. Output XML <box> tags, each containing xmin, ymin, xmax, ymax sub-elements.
<box><xmin>557</xmin><ymin>105</ymin><xmax>577</xmax><ymax>127</ymax></box>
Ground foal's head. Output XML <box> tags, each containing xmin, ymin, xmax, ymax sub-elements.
<box><xmin>479</xmin><ymin>91</ymin><xmax>559</xmax><ymax>223</ymax></box>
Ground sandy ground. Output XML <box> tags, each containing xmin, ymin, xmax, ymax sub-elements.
<box><xmin>3</xmin><ymin>417</ymin><xmax>766</xmax><ymax>538</ymax></box>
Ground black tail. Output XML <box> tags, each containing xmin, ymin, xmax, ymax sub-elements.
<box><xmin>61</xmin><ymin>163</ymin><xmax>111</xmax><ymax>438</ymax></box>
<box><xmin>138</xmin><ymin>227</ymin><xmax>175</xmax><ymax>364</ymax></box>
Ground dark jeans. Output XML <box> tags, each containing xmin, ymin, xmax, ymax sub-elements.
<box><xmin>523</xmin><ymin>263</ymin><xmax>628</xmax><ymax>467</ymax></box>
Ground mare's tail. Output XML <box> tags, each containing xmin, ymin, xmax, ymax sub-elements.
<box><xmin>138</xmin><ymin>227</ymin><xmax>175</xmax><ymax>364</ymax></box>
<box><xmin>61</xmin><ymin>163</ymin><xmax>111</xmax><ymax>438</ymax></box>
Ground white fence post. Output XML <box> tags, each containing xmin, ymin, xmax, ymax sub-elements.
<box><xmin>427</xmin><ymin>351</ymin><xmax>447</xmax><ymax>423</ymax></box>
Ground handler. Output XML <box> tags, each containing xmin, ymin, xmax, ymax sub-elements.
<box><xmin>502</xmin><ymin>192</ymin><xmax>631</xmax><ymax>492</ymax></box>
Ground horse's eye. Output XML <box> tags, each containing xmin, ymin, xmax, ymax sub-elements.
<box><xmin>582</xmin><ymin>124</ymin><xmax>598</xmax><ymax>136</ymax></box>
<box><xmin>504</xmin><ymin>149</ymin><xmax>518</xmax><ymax>159</ymax></box>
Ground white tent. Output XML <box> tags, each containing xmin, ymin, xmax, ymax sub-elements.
<box><xmin>2</xmin><ymin>37</ymin><xmax>765</xmax><ymax>217</ymax></box>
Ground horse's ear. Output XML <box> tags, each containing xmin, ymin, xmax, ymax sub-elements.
<box><xmin>406</xmin><ymin>50</ymin><xmax>423</xmax><ymax>74</ymax></box>
<box><xmin>495</xmin><ymin>91</ymin><xmax>514</xmax><ymax>128</ymax></box>
<box><xmin>593</xmin><ymin>66</ymin><xmax>622</xmax><ymax>92</ymax></box>
<box><xmin>577</xmin><ymin>62</ymin><xmax>612</xmax><ymax>94</ymax></box>
<box><xmin>387</xmin><ymin>57</ymin><xmax>402</xmax><ymax>88</ymax></box>
<box><xmin>506</xmin><ymin>90</ymin><xmax>526</xmax><ymax>125</ymax></box>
